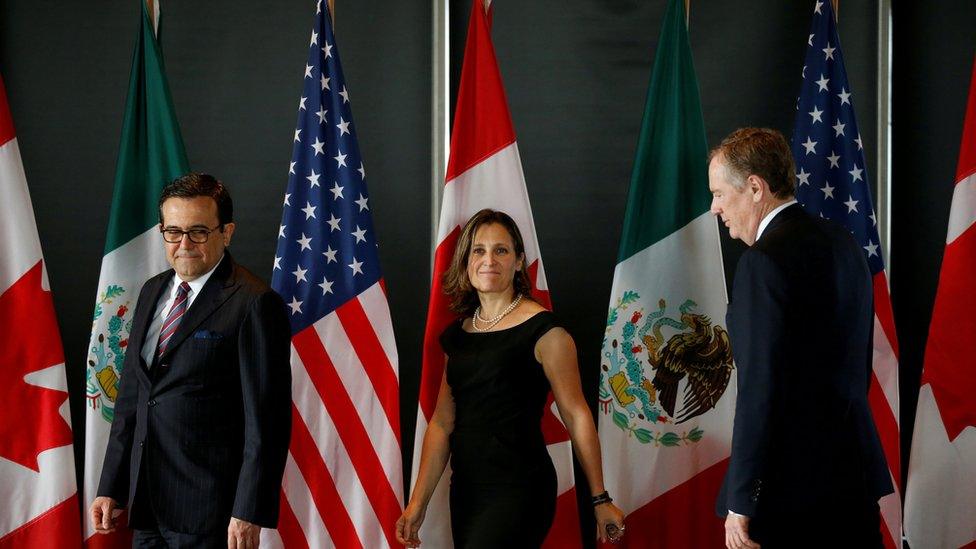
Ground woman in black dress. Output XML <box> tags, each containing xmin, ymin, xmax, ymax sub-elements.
<box><xmin>396</xmin><ymin>209</ymin><xmax>626</xmax><ymax>548</ymax></box>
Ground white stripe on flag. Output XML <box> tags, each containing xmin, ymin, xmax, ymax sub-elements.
<box><xmin>291</xmin><ymin>347</ymin><xmax>390</xmax><ymax>548</ymax></box>
<box><xmin>0</xmin><ymin>139</ymin><xmax>42</xmax><ymax>293</ymax></box>
<box><xmin>947</xmin><ymin>172</ymin><xmax>976</xmax><ymax>244</ymax></box>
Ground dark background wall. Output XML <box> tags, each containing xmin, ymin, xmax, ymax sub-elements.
<box><xmin>2</xmin><ymin>0</ymin><xmax>974</xmax><ymax>546</ymax></box>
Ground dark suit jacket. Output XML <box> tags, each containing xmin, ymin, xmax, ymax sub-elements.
<box><xmin>97</xmin><ymin>253</ymin><xmax>292</xmax><ymax>534</ymax></box>
<box><xmin>716</xmin><ymin>204</ymin><xmax>892</xmax><ymax>522</ymax></box>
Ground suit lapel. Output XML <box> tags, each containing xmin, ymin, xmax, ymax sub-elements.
<box><xmin>129</xmin><ymin>272</ymin><xmax>173</xmax><ymax>383</ymax></box>
<box><xmin>157</xmin><ymin>254</ymin><xmax>240</xmax><ymax>363</ymax></box>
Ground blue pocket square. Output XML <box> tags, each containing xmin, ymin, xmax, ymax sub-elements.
<box><xmin>193</xmin><ymin>329</ymin><xmax>223</xmax><ymax>340</ymax></box>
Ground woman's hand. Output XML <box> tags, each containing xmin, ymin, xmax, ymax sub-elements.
<box><xmin>395</xmin><ymin>501</ymin><xmax>427</xmax><ymax>547</ymax></box>
<box><xmin>595</xmin><ymin>502</ymin><xmax>626</xmax><ymax>544</ymax></box>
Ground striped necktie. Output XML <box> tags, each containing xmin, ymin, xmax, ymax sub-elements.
<box><xmin>156</xmin><ymin>281</ymin><xmax>191</xmax><ymax>358</ymax></box>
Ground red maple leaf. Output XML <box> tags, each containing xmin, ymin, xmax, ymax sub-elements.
<box><xmin>0</xmin><ymin>261</ymin><xmax>73</xmax><ymax>471</ymax></box>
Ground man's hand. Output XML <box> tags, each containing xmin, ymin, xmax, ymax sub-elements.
<box><xmin>725</xmin><ymin>512</ymin><xmax>760</xmax><ymax>549</ymax></box>
<box><xmin>227</xmin><ymin>517</ymin><xmax>261</xmax><ymax>548</ymax></box>
<box><xmin>89</xmin><ymin>496</ymin><xmax>121</xmax><ymax>533</ymax></box>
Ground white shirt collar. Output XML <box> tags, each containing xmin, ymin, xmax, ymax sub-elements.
<box><xmin>755</xmin><ymin>200</ymin><xmax>797</xmax><ymax>242</ymax></box>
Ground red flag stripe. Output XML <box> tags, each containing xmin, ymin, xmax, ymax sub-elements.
<box><xmin>0</xmin><ymin>494</ymin><xmax>81</xmax><ymax>548</ymax></box>
<box><xmin>335</xmin><ymin>297</ymin><xmax>401</xmax><ymax>442</ymax></box>
<box><xmin>956</xmin><ymin>59</ymin><xmax>976</xmax><ymax>182</ymax></box>
<box><xmin>598</xmin><ymin>458</ymin><xmax>728</xmax><ymax>549</ymax></box>
<box><xmin>276</xmin><ymin>490</ymin><xmax>310</xmax><ymax>549</ymax></box>
<box><xmin>443</xmin><ymin>2</ymin><xmax>516</xmax><ymax>182</ymax></box>
<box><xmin>292</xmin><ymin>328</ymin><xmax>402</xmax><ymax>547</ymax></box>
<box><xmin>873</xmin><ymin>274</ymin><xmax>899</xmax><ymax>358</ymax></box>
<box><xmin>870</xmin><ymin>371</ymin><xmax>902</xmax><ymax>490</ymax></box>
<box><xmin>288</xmin><ymin>405</ymin><xmax>362</xmax><ymax>549</ymax></box>
<box><xmin>419</xmin><ymin>231</ymin><xmax>461</xmax><ymax>420</ymax></box>
<box><xmin>0</xmin><ymin>75</ymin><xmax>14</xmax><ymax>148</ymax></box>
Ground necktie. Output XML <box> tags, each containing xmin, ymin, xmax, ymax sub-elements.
<box><xmin>156</xmin><ymin>281</ymin><xmax>191</xmax><ymax>358</ymax></box>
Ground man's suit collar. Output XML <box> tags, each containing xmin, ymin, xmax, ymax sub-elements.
<box><xmin>756</xmin><ymin>203</ymin><xmax>804</xmax><ymax>243</ymax></box>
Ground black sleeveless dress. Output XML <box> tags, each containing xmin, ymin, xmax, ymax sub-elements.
<box><xmin>440</xmin><ymin>311</ymin><xmax>560</xmax><ymax>548</ymax></box>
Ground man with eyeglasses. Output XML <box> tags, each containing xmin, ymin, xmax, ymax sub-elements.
<box><xmin>89</xmin><ymin>173</ymin><xmax>292</xmax><ymax>549</ymax></box>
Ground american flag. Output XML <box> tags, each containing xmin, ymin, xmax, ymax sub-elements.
<box><xmin>267</xmin><ymin>2</ymin><xmax>403</xmax><ymax>547</ymax></box>
<box><xmin>791</xmin><ymin>2</ymin><xmax>901</xmax><ymax>547</ymax></box>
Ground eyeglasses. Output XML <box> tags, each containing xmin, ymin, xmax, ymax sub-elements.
<box><xmin>160</xmin><ymin>224</ymin><xmax>223</xmax><ymax>244</ymax></box>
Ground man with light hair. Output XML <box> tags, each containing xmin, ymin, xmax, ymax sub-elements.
<box><xmin>709</xmin><ymin>128</ymin><xmax>892</xmax><ymax>548</ymax></box>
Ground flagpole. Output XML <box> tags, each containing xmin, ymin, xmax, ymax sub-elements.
<box><xmin>685</xmin><ymin>0</ymin><xmax>690</xmax><ymax>27</ymax></box>
<box><xmin>831</xmin><ymin>0</ymin><xmax>839</xmax><ymax>20</ymax></box>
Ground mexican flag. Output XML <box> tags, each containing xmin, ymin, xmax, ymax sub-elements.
<box><xmin>596</xmin><ymin>0</ymin><xmax>732</xmax><ymax>545</ymax></box>
<box><xmin>82</xmin><ymin>1</ymin><xmax>188</xmax><ymax>545</ymax></box>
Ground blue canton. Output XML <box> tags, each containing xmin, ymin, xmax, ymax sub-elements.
<box><xmin>791</xmin><ymin>0</ymin><xmax>884</xmax><ymax>275</ymax></box>
<box><xmin>272</xmin><ymin>1</ymin><xmax>381</xmax><ymax>334</ymax></box>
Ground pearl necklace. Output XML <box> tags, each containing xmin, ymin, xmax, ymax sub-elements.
<box><xmin>472</xmin><ymin>294</ymin><xmax>523</xmax><ymax>332</ymax></box>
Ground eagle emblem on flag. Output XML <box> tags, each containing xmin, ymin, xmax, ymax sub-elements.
<box><xmin>85</xmin><ymin>284</ymin><xmax>133</xmax><ymax>423</ymax></box>
<box><xmin>600</xmin><ymin>293</ymin><xmax>733</xmax><ymax>445</ymax></box>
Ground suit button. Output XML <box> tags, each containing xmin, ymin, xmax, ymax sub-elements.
<box><xmin>139</xmin><ymin>441</ymin><xmax>144</xmax><ymax>447</ymax></box>
<box><xmin>148</xmin><ymin>400</ymin><xmax>157</xmax><ymax>407</ymax></box>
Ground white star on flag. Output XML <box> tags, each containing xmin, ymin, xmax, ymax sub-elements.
<box><xmin>352</xmin><ymin>225</ymin><xmax>367</xmax><ymax>243</ymax></box>
<box><xmin>355</xmin><ymin>193</ymin><xmax>369</xmax><ymax>211</ymax></box>
<box><xmin>348</xmin><ymin>257</ymin><xmax>363</xmax><ymax>275</ymax></box>
<box><xmin>327</xmin><ymin>213</ymin><xmax>341</xmax><ymax>232</ymax></box>
<box><xmin>797</xmin><ymin>167</ymin><xmax>811</xmax><ymax>186</ymax></box>
<box><xmin>306</xmin><ymin>169</ymin><xmax>321</xmax><ymax>188</ymax></box>
<box><xmin>330</xmin><ymin>182</ymin><xmax>344</xmax><ymax>200</ymax></box>
<box><xmin>311</xmin><ymin>136</ymin><xmax>326</xmax><ymax>156</ymax></box>
<box><xmin>318</xmin><ymin>277</ymin><xmax>334</xmax><ymax>295</ymax></box>
<box><xmin>296</xmin><ymin>233</ymin><xmax>313</xmax><ymax>251</ymax></box>
<box><xmin>803</xmin><ymin>136</ymin><xmax>818</xmax><ymax>154</ymax></box>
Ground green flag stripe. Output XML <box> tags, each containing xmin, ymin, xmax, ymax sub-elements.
<box><xmin>103</xmin><ymin>0</ymin><xmax>189</xmax><ymax>254</ymax></box>
<box><xmin>617</xmin><ymin>0</ymin><xmax>711</xmax><ymax>262</ymax></box>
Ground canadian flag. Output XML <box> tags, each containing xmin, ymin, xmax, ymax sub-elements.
<box><xmin>412</xmin><ymin>0</ymin><xmax>582</xmax><ymax>546</ymax></box>
<box><xmin>0</xmin><ymin>75</ymin><xmax>82</xmax><ymax>547</ymax></box>
<box><xmin>904</xmin><ymin>57</ymin><xmax>976</xmax><ymax>549</ymax></box>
